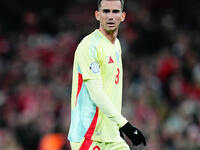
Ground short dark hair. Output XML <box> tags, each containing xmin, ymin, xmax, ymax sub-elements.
<box><xmin>97</xmin><ymin>0</ymin><xmax>124</xmax><ymax>11</ymax></box>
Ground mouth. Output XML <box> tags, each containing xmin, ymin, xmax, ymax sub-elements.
<box><xmin>107</xmin><ymin>22</ymin><xmax>115</xmax><ymax>27</ymax></box>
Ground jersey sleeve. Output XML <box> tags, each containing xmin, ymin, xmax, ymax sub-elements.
<box><xmin>76</xmin><ymin>38</ymin><xmax>102</xmax><ymax>81</ymax></box>
<box><xmin>85</xmin><ymin>79</ymin><xmax>128</xmax><ymax>127</ymax></box>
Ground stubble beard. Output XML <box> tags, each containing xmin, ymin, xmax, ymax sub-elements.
<box><xmin>105</xmin><ymin>26</ymin><xmax>118</xmax><ymax>35</ymax></box>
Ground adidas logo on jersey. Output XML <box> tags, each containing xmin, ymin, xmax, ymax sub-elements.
<box><xmin>108</xmin><ymin>56</ymin><xmax>114</xmax><ymax>64</ymax></box>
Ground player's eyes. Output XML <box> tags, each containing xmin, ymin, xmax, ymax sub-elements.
<box><xmin>113</xmin><ymin>10</ymin><xmax>120</xmax><ymax>13</ymax></box>
<box><xmin>103</xmin><ymin>9</ymin><xmax>110</xmax><ymax>13</ymax></box>
<box><xmin>102</xmin><ymin>9</ymin><xmax>120</xmax><ymax>14</ymax></box>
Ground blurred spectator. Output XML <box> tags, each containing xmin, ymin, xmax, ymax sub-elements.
<box><xmin>38</xmin><ymin>133</ymin><xmax>70</xmax><ymax>150</ymax></box>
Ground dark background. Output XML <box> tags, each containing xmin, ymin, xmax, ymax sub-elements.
<box><xmin>0</xmin><ymin>0</ymin><xmax>200</xmax><ymax>149</ymax></box>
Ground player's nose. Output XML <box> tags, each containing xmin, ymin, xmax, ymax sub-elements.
<box><xmin>107</xmin><ymin>12</ymin><xmax>114</xmax><ymax>20</ymax></box>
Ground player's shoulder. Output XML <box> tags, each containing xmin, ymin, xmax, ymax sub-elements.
<box><xmin>76</xmin><ymin>30</ymin><xmax>102</xmax><ymax>54</ymax></box>
<box><xmin>82</xmin><ymin>30</ymin><xmax>101</xmax><ymax>42</ymax></box>
<box><xmin>75</xmin><ymin>33</ymin><xmax>91</xmax><ymax>56</ymax></box>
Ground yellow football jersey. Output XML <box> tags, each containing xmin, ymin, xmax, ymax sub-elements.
<box><xmin>68</xmin><ymin>29</ymin><xmax>123</xmax><ymax>142</ymax></box>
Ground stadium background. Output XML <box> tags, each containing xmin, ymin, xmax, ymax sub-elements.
<box><xmin>0</xmin><ymin>0</ymin><xmax>200</xmax><ymax>149</ymax></box>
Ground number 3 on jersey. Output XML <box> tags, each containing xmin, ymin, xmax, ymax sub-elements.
<box><xmin>115</xmin><ymin>68</ymin><xmax>120</xmax><ymax>84</ymax></box>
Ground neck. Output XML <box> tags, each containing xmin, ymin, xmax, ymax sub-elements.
<box><xmin>99</xmin><ymin>28</ymin><xmax>118</xmax><ymax>44</ymax></box>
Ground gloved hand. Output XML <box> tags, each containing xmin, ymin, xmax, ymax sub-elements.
<box><xmin>119</xmin><ymin>128</ymin><xmax>124</xmax><ymax>139</ymax></box>
<box><xmin>120</xmin><ymin>122</ymin><xmax>146</xmax><ymax>146</ymax></box>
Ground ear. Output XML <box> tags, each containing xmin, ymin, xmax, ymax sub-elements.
<box><xmin>95</xmin><ymin>10</ymin><xmax>100</xmax><ymax>21</ymax></box>
<box><xmin>121</xmin><ymin>12</ymin><xmax>126</xmax><ymax>22</ymax></box>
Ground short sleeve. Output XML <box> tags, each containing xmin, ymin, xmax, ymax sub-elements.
<box><xmin>76</xmin><ymin>39</ymin><xmax>102</xmax><ymax>81</ymax></box>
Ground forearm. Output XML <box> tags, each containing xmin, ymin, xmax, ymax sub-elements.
<box><xmin>85</xmin><ymin>79</ymin><xmax>127</xmax><ymax>127</ymax></box>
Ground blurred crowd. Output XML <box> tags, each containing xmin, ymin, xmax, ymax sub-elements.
<box><xmin>0</xmin><ymin>0</ymin><xmax>200</xmax><ymax>150</ymax></box>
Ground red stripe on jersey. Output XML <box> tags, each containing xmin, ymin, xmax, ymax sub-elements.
<box><xmin>75</xmin><ymin>73</ymin><xmax>83</xmax><ymax>106</ymax></box>
<box><xmin>79</xmin><ymin>139</ymin><xmax>93</xmax><ymax>150</ymax></box>
<box><xmin>84</xmin><ymin>107</ymin><xmax>99</xmax><ymax>139</ymax></box>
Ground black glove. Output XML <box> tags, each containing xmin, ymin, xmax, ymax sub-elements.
<box><xmin>119</xmin><ymin>128</ymin><xmax>124</xmax><ymax>139</ymax></box>
<box><xmin>120</xmin><ymin>122</ymin><xmax>146</xmax><ymax>146</ymax></box>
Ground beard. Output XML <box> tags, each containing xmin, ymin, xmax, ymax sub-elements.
<box><xmin>104</xmin><ymin>25</ymin><xmax>118</xmax><ymax>34</ymax></box>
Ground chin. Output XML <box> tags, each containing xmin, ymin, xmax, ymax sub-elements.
<box><xmin>106</xmin><ymin>28</ymin><xmax>117</xmax><ymax>34</ymax></box>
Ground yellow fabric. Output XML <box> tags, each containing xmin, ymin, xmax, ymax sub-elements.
<box><xmin>70</xmin><ymin>29</ymin><xmax>126</xmax><ymax>142</ymax></box>
<box><xmin>85</xmin><ymin>79</ymin><xmax>127</xmax><ymax>127</ymax></box>
<box><xmin>70</xmin><ymin>137</ymin><xmax>130</xmax><ymax>150</ymax></box>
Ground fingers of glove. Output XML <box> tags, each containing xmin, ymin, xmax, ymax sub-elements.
<box><xmin>120</xmin><ymin>122</ymin><xmax>147</xmax><ymax>146</ymax></box>
<box><xmin>131</xmin><ymin>138</ymin><xmax>140</xmax><ymax>146</ymax></box>
<box><xmin>131</xmin><ymin>134</ymin><xmax>141</xmax><ymax>146</ymax></box>
<box><xmin>138</xmin><ymin>131</ymin><xmax>146</xmax><ymax>146</ymax></box>
<box><xmin>142</xmin><ymin>136</ymin><xmax>146</xmax><ymax>146</ymax></box>
<box><xmin>131</xmin><ymin>132</ymin><xmax>146</xmax><ymax>146</ymax></box>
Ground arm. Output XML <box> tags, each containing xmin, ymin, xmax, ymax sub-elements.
<box><xmin>85</xmin><ymin>79</ymin><xmax>128</xmax><ymax>127</ymax></box>
<box><xmin>85</xmin><ymin>79</ymin><xmax>146</xmax><ymax>146</ymax></box>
